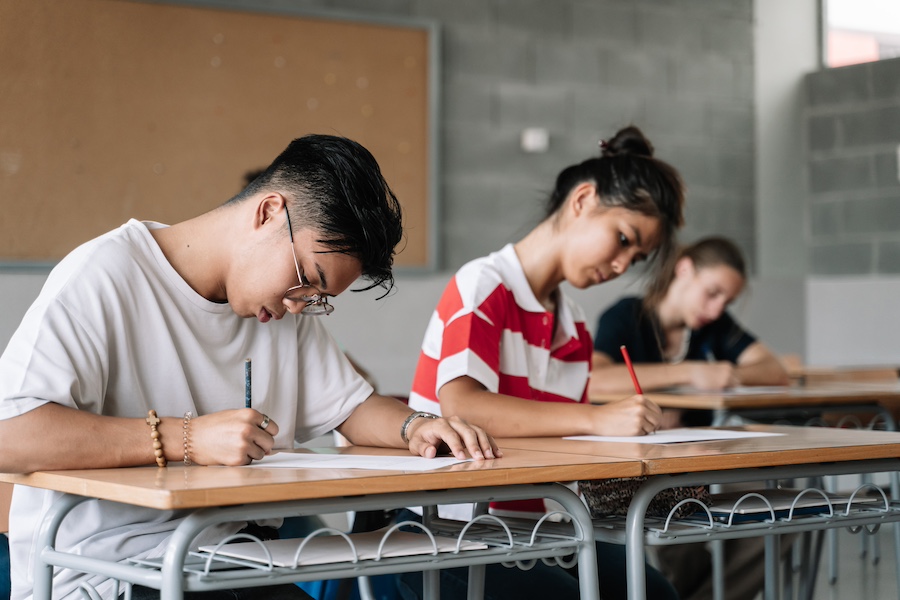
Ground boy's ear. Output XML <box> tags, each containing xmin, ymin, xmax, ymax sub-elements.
<box><xmin>256</xmin><ymin>193</ymin><xmax>287</xmax><ymax>228</ymax></box>
<box><xmin>674</xmin><ymin>256</ymin><xmax>694</xmax><ymax>278</ymax></box>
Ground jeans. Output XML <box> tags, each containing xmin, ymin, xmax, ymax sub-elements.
<box><xmin>0</xmin><ymin>534</ymin><xmax>9</xmax><ymax>600</ymax></box>
<box><xmin>393</xmin><ymin>509</ymin><xmax>678</xmax><ymax>600</ymax></box>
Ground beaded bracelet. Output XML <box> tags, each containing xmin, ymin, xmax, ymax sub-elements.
<box><xmin>145</xmin><ymin>410</ymin><xmax>167</xmax><ymax>468</ymax></box>
<box><xmin>183</xmin><ymin>411</ymin><xmax>193</xmax><ymax>467</ymax></box>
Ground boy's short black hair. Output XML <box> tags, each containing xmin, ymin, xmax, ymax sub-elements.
<box><xmin>234</xmin><ymin>135</ymin><xmax>403</xmax><ymax>295</ymax></box>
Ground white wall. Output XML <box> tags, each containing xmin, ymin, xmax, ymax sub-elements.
<box><xmin>751</xmin><ymin>0</ymin><xmax>820</xmax><ymax>365</ymax></box>
<box><xmin>806</xmin><ymin>277</ymin><xmax>900</xmax><ymax>366</ymax></box>
<box><xmin>754</xmin><ymin>0</ymin><xmax>819</xmax><ymax>279</ymax></box>
<box><xmin>753</xmin><ymin>0</ymin><xmax>900</xmax><ymax>370</ymax></box>
<box><xmin>0</xmin><ymin>269</ymin><xmax>806</xmax><ymax>398</ymax></box>
<box><xmin>0</xmin><ymin>271</ymin><xmax>48</xmax><ymax>350</ymax></box>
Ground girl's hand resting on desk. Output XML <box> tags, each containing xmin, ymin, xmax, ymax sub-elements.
<box><xmin>592</xmin><ymin>395</ymin><xmax>662</xmax><ymax>436</ymax></box>
<box><xmin>688</xmin><ymin>361</ymin><xmax>740</xmax><ymax>391</ymax></box>
<box><xmin>405</xmin><ymin>415</ymin><xmax>502</xmax><ymax>461</ymax></box>
<box><xmin>188</xmin><ymin>409</ymin><xmax>278</xmax><ymax>466</ymax></box>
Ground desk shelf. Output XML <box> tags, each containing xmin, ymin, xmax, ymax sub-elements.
<box><xmin>120</xmin><ymin>514</ymin><xmax>587</xmax><ymax>590</ymax></box>
<box><xmin>34</xmin><ymin>482</ymin><xmax>602</xmax><ymax>600</ymax></box>
<box><xmin>593</xmin><ymin>502</ymin><xmax>900</xmax><ymax>546</ymax></box>
<box><xmin>592</xmin><ymin>483</ymin><xmax>900</xmax><ymax>547</ymax></box>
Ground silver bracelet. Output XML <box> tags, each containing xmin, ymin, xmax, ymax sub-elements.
<box><xmin>400</xmin><ymin>411</ymin><xmax>439</xmax><ymax>445</ymax></box>
<box><xmin>183</xmin><ymin>411</ymin><xmax>193</xmax><ymax>466</ymax></box>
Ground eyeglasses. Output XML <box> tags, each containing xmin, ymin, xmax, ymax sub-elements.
<box><xmin>284</xmin><ymin>206</ymin><xmax>334</xmax><ymax>316</ymax></box>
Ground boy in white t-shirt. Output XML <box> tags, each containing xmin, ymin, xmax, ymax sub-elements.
<box><xmin>0</xmin><ymin>134</ymin><xmax>498</xmax><ymax>600</ymax></box>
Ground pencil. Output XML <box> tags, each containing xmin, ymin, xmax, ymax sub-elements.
<box><xmin>619</xmin><ymin>345</ymin><xmax>643</xmax><ymax>395</ymax></box>
<box><xmin>244</xmin><ymin>358</ymin><xmax>252</xmax><ymax>409</ymax></box>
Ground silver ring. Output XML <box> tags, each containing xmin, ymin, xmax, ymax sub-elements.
<box><xmin>259</xmin><ymin>414</ymin><xmax>271</xmax><ymax>430</ymax></box>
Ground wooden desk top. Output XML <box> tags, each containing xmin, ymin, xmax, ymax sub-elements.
<box><xmin>590</xmin><ymin>381</ymin><xmax>900</xmax><ymax>410</ymax></box>
<box><xmin>790</xmin><ymin>365</ymin><xmax>899</xmax><ymax>384</ymax></box>
<box><xmin>0</xmin><ymin>447</ymin><xmax>640</xmax><ymax>510</ymax></box>
<box><xmin>498</xmin><ymin>425</ymin><xmax>900</xmax><ymax>475</ymax></box>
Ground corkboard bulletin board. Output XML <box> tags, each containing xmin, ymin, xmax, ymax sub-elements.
<box><xmin>0</xmin><ymin>0</ymin><xmax>436</xmax><ymax>268</ymax></box>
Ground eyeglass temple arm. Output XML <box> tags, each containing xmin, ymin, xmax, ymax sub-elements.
<box><xmin>284</xmin><ymin>206</ymin><xmax>305</xmax><ymax>285</ymax></box>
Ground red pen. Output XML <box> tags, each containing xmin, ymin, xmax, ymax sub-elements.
<box><xmin>620</xmin><ymin>345</ymin><xmax>643</xmax><ymax>395</ymax></box>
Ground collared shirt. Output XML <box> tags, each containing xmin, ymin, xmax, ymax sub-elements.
<box><xmin>410</xmin><ymin>243</ymin><xmax>592</xmax><ymax>413</ymax></box>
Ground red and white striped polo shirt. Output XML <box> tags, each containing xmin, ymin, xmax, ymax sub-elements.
<box><xmin>410</xmin><ymin>244</ymin><xmax>592</xmax><ymax>414</ymax></box>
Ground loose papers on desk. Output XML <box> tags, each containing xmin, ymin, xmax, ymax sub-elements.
<box><xmin>660</xmin><ymin>385</ymin><xmax>791</xmax><ymax>395</ymax></box>
<box><xmin>564</xmin><ymin>427</ymin><xmax>784</xmax><ymax>444</ymax></box>
<box><xmin>197</xmin><ymin>529</ymin><xmax>488</xmax><ymax>567</ymax></box>
<box><xmin>244</xmin><ymin>451</ymin><xmax>470</xmax><ymax>471</ymax></box>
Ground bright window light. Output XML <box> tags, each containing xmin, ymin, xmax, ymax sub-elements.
<box><xmin>824</xmin><ymin>0</ymin><xmax>900</xmax><ymax>67</ymax></box>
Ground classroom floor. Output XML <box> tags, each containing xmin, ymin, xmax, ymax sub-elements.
<box><xmin>751</xmin><ymin>526</ymin><xmax>900</xmax><ymax>600</ymax></box>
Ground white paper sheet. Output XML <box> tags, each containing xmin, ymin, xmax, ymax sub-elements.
<box><xmin>564</xmin><ymin>428</ymin><xmax>784</xmax><ymax>445</ymax></box>
<box><xmin>243</xmin><ymin>451</ymin><xmax>470</xmax><ymax>471</ymax></box>
<box><xmin>198</xmin><ymin>529</ymin><xmax>488</xmax><ymax>567</ymax></box>
<box><xmin>659</xmin><ymin>385</ymin><xmax>791</xmax><ymax>395</ymax></box>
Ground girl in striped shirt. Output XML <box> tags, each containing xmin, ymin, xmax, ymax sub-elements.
<box><xmin>401</xmin><ymin>126</ymin><xmax>687</xmax><ymax>600</ymax></box>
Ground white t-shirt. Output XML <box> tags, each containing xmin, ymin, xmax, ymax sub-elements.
<box><xmin>0</xmin><ymin>220</ymin><xmax>372</xmax><ymax>600</ymax></box>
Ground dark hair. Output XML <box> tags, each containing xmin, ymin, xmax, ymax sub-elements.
<box><xmin>644</xmin><ymin>236</ymin><xmax>747</xmax><ymax>309</ymax></box>
<box><xmin>230</xmin><ymin>135</ymin><xmax>403</xmax><ymax>295</ymax></box>
<box><xmin>545</xmin><ymin>125</ymin><xmax>685</xmax><ymax>277</ymax></box>
<box><xmin>242</xmin><ymin>168</ymin><xmax>266</xmax><ymax>189</ymax></box>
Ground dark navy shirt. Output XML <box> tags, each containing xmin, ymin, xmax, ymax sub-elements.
<box><xmin>593</xmin><ymin>297</ymin><xmax>757</xmax><ymax>426</ymax></box>
<box><xmin>593</xmin><ymin>297</ymin><xmax>756</xmax><ymax>364</ymax></box>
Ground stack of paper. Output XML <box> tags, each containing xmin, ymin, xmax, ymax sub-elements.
<box><xmin>703</xmin><ymin>488</ymin><xmax>885</xmax><ymax>523</ymax></box>
<box><xmin>198</xmin><ymin>529</ymin><xmax>488</xmax><ymax>567</ymax></box>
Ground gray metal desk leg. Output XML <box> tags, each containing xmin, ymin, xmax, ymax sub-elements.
<box><xmin>711</xmin><ymin>539</ymin><xmax>725</xmax><ymax>600</ymax></box>
<box><xmin>423</xmin><ymin>569</ymin><xmax>440</xmax><ymax>600</ymax></box>
<box><xmin>764</xmin><ymin>535</ymin><xmax>780</xmax><ymax>600</ymax></box>
<box><xmin>357</xmin><ymin>576</ymin><xmax>376</xmax><ymax>600</ymax></box>
<box><xmin>466</xmin><ymin>502</ymin><xmax>488</xmax><ymax>600</ymax></box>
<box><xmin>33</xmin><ymin>494</ymin><xmax>90</xmax><ymax>600</ymax></box>
<box><xmin>466</xmin><ymin>565</ymin><xmax>485</xmax><ymax>600</ymax></box>
<box><xmin>625</xmin><ymin>479</ymin><xmax>659</xmax><ymax>600</ymax></box>
<box><xmin>162</xmin><ymin>516</ymin><xmax>199</xmax><ymax>600</ymax></box>
<box><xmin>419</xmin><ymin>505</ymin><xmax>441</xmax><ymax>600</ymax></box>
<box><xmin>800</xmin><ymin>530</ymin><xmax>825</xmax><ymax>600</ymax></box>
<box><xmin>892</xmin><ymin>469</ymin><xmax>900</xmax><ymax>597</ymax></box>
<box><xmin>539</xmin><ymin>486</ymin><xmax>599</xmax><ymax>600</ymax></box>
<box><xmin>576</xmin><ymin>539</ymin><xmax>599</xmax><ymax>600</ymax></box>
<box><xmin>878</xmin><ymin>406</ymin><xmax>900</xmax><ymax>595</ymax></box>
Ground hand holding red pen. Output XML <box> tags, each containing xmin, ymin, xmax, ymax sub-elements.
<box><xmin>613</xmin><ymin>345</ymin><xmax>661</xmax><ymax>435</ymax></box>
<box><xmin>620</xmin><ymin>345</ymin><xmax>643</xmax><ymax>394</ymax></box>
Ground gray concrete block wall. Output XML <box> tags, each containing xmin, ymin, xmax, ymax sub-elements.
<box><xmin>155</xmin><ymin>0</ymin><xmax>757</xmax><ymax>270</ymax></box>
<box><xmin>804</xmin><ymin>57</ymin><xmax>900</xmax><ymax>275</ymax></box>
<box><xmin>417</xmin><ymin>0</ymin><xmax>757</xmax><ymax>269</ymax></box>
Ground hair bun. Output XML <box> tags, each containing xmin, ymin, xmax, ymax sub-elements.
<box><xmin>600</xmin><ymin>125</ymin><xmax>654</xmax><ymax>158</ymax></box>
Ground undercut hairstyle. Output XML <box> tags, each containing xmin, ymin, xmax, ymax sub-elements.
<box><xmin>230</xmin><ymin>135</ymin><xmax>403</xmax><ymax>296</ymax></box>
<box><xmin>544</xmin><ymin>125</ymin><xmax>685</xmax><ymax>284</ymax></box>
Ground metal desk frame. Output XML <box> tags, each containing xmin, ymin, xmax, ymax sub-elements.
<box><xmin>32</xmin><ymin>483</ymin><xmax>599</xmax><ymax>600</ymax></box>
<box><xmin>599</xmin><ymin>459</ymin><xmax>900</xmax><ymax>600</ymax></box>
